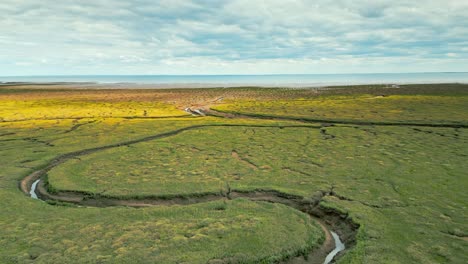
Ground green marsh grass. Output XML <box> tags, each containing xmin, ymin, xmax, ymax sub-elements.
<box><xmin>212</xmin><ymin>93</ymin><xmax>468</xmax><ymax>126</ymax></box>
<box><xmin>1</xmin><ymin>85</ymin><xmax>467</xmax><ymax>263</ymax></box>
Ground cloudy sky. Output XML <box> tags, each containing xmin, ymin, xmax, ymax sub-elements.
<box><xmin>1</xmin><ymin>0</ymin><xmax>467</xmax><ymax>75</ymax></box>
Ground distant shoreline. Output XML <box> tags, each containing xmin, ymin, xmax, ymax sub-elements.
<box><xmin>0</xmin><ymin>81</ymin><xmax>467</xmax><ymax>90</ymax></box>
<box><xmin>1</xmin><ymin>72</ymin><xmax>468</xmax><ymax>88</ymax></box>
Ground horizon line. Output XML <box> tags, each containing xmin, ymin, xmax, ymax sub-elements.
<box><xmin>2</xmin><ymin>71</ymin><xmax>468</xmax><ymax>78</ymax></box>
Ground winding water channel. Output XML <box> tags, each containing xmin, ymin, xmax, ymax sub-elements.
<box><xmin>324</xmin><ymin>232</ymin><xmax>345</xmax><ymax>264</ymax></box>
<box><xmin>22</xmin><ymin>124</ymin><xmax>357</xmax><ymax>263</ymax></box>
<box><xmin>28</xmin><ymin>177</ymin><xmax>347</xmax><ymax>263</ymax></box>
<box><xmin>29</xmin><ymin>179</ymin><xmax>40</xmax><ymax>199</ymax></box>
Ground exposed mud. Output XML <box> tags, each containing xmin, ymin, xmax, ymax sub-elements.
<box><xmin>20</xmin><ymin>124</ymin><xmax>358</xmax><ymax>263</ymax></box>
<box><xmin>23</xmin><ymin>137</ymin><xmax>55</xmax><ymax>147</ymax></box>
<box><xmin>63</xmin><ymin>120</ymin><xmax>98</xmax><ymax>134</ymax></box>
<box><xmin>320</xmin><ymin>128</ymin><xmax>336</xmax><ymax>140</ymax></box>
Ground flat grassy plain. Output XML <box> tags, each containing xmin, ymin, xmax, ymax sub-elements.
<box><xmin>212</xmin><ymin>92</ymin><xmax>468</xmax><ymax>126</ymax></box>
<box><xmin>1</xmin><ymin>121</ymin><xmax>322</xmax><ymax>262</ymax></box>
<box><xmin>1</xmin><ymin>84</ymin><xmax>467</xmax><ymax>263</ymax></box>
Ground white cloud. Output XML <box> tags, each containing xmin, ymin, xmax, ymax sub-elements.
<box><xmin>0</xmin><ymin>0</ymin><xmax>467</xmax><ymax>75</ymax></box>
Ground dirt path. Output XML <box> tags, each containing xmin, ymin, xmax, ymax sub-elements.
<box><xmin>20</xmin><ymin>124</ymin><xmax>357</xmax><ymax>263</ymax></box>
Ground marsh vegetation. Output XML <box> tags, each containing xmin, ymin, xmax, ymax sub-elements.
<box><xmin>0</xmin><ymin>84</ymin><xmax>467</xmax><ymax>263</ymax></box>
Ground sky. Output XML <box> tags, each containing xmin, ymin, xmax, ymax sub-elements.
<box><xmin>1</xmin><ymin>0</ymin><xmax>468</xmax><ymax>76</ymax></box>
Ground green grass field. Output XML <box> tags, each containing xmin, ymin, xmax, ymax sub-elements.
<box><xmin>1</xmin><ymin>84</ymin><xmax>467</xmax><ymax>263</ymax></box>
<box><xmin>212</xmin><ymin>94</ymin><xmax>468</xmax><ymax>126</ymax></box>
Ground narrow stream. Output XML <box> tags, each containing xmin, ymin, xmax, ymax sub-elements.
<box><xmin>26</xmin><ymin>180</ymin><xmax>351</xmax><ymax>263</ymax></box>
<box><xmin>324</xmin><ymin>231</ymin><xmax>345</xmax><ymax>264</ymax></box>
<box><xmin>30</xmin><ymin>179</ymin><xmax>40</xmax><ymax>199</ymax></box>
<box><xmin>21</xmin><ymin>124</ymin><xmax>357</xmax><ymax>263</ymax></box>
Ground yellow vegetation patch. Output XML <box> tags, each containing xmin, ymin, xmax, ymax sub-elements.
<box><xmin>0</xmin><ymin>99</ymin><xmax>187</xmax><ymax>122</ymax></box>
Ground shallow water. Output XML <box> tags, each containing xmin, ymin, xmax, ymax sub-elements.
<box><xmin>324</xmin><ymin>231</ymin><xmax>345</xmax><ymax>264</ymax></box>
<box><xmin>30</xmin><ymin>180</ymin><xmax>40</xmax><ymax>199</ymax></box>
<box><xmin>2</xmin><ymin>72</ymin><xmax>468</xmax><ymax>87</ymax></box>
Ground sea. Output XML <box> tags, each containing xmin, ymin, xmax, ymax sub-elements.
<box><xmin>1</xmin><ymin>72</ymin><xmax>468</xmax><ymax>88</ymax></box>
